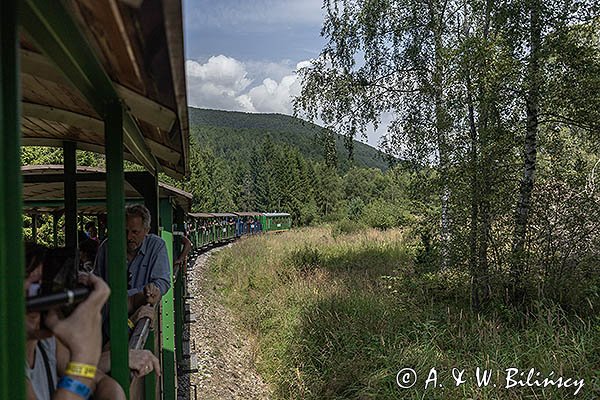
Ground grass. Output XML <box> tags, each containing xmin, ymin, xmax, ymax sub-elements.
<box><xmin>209</xmin><ymin>226</ymin><xmax>600</xmax><ymax>399</ymax></box>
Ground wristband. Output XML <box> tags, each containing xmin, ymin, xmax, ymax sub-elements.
<box><xmin>128</xmin><ymin>318</ymin><xmax>135</xmax><ymax>329</ymax></box>
<box><xmin>65</xmin><ymin>362</ymin><xmax>97</xmax><ymax>379</ymax></box>
<box><xmin>57</xmin><ymin>376</ymin><xmax>91</xmax><ymax>400</ymax></box>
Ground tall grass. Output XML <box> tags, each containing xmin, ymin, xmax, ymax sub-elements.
<box><xmin>210</xmin><ymin>227</ymin><xmax>600</xmax><ymax>399</ymax></box>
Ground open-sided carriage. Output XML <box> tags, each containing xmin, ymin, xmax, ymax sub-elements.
<box><xmin>260</xmin><ymin>212</ymin><xmax>292</xmax><ymax>233</ymax></box>
<box><xmin>234</xmin><ymin>212</ymin><xmax>263</xmax><ymax>237</ymax></box>
<box><xmin>1</xmin><ymin>1</ymin><xmax>189</xmax><ymax>398</ymax></box>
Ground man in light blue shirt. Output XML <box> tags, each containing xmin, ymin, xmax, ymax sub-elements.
<box><xmin>95</xmin><ymin>204</ymin><xmax>170</xmax><ymax>311</ymax></box>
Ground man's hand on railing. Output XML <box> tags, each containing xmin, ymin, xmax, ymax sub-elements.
<box><xmin>130</xmin><ymin>304</ymin><xmax>155</xmax><ymax>329</ymax></box>
<box><xmin>143</xmin><ymin>283</ymin><xmax>160</xmax><ymax>306</ymax></box>
<box><xmin>129</xmin><ymin>349</ymin><xmax>161</xmax><ymax>378</ymax></box>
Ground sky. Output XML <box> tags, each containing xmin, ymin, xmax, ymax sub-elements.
<box><xmin>183</xmin><ymin>0</ymin><xmax>385</xmax><ymax>146</ymax></box>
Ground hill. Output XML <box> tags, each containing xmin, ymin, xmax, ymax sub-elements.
<box><xmin>188</xmin><ymin>107</ymin><xmax>389</xmax><ymax>171</ymax></box>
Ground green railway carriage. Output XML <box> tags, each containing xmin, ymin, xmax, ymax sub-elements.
<box><xmin>1</xmin><ymin>1</ymin><xmax>189</xmax><ymax>399</ymax></box>
<box><xmin>188</xmin><ymin>212</ymin><xmax>215</xmax><ymax>248</ymax></box>
<box><xmin>188</xmin><ymin>212</ymin><xmax>237</xmax><ymax>248</ymax></box>
<box><xmin>234</xmin><ymin>211</ymin><xmax>263</xmax><ymax>236</ymax></box>
<box><xmin>210</xmin><ymin>212</ymin><xmax>238</xmax><ymax>241</ymax></box>
<box><xmin>260</xmin><ymin>212</ymin><xmax>292</xmax><ymax>232</ymax></box>
<box><xmin>21</xmin><ymin>166</ymin><xmax>194</xmax><ymax>400</ymax></box>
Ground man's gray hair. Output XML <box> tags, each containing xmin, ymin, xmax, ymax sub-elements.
<box><xmin>126</xmin><ymin>204</ymin><xmax>151</xmax><ymax>229</ymax></box>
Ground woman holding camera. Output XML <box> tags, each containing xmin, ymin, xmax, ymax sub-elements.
<box><xmin>24</xmin><ymin>243</ymin><xmax>125</xmax><ymax>400</ymax></box>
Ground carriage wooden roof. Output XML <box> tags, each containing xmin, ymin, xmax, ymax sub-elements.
<box><xmin>234</xmin><ymin>212</ymin><xmax>263</xmax><ymax>217</ymax></box>
<box><xmin>210</xmin><ymin>212</ymin><xmax>238</xmax><ymax>217</ymax></box>
<box><xmin>22</xmin><ymin>165</ymin><xmax>192</xmax><ymax>213</ymax></box>
<box><xmin>188</xmin><ymin>212</ymin><xmax>215</xmax><ymax>218</ymax></box>
<box><xmin>20</xmin><ymin>0</ymin><xmax>189</xmax><ymax>178</ymax></box>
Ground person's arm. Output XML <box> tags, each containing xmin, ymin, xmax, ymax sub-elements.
<box><xmin>149</xmin><ymin>240</ymin><xmax>170</xmax><ymax>295</ymax></box>
<box><xmin>58</xmin><ymin>344</ymin><xmax>125</xmax><ymax>400</ymax></box>
<box><xmin>174</xmin><ymin>236</ymin><xmax>192</xmax><ymax>266</ymax></box>
<box><xmin>94</xmin><ymin>375</ymin><xmax>126</xmax><ymax>400</ymax></box>
<box><xmin>44</xmin><ymin>274</ymin><xmax>112</xmax><ymax>399</ymax></box>
<box><xmin>97</xmin><ymin>349</ymin><xmax>160</xmax><ymax>378</ymax></box>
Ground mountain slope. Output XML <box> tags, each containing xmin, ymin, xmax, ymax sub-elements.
<box><xmin>188</xmin><ymin>107</ymin><xmax>389</xmax><ymax>171</ymax></box>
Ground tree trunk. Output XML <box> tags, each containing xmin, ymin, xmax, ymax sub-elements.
<box><xmin>428</xmin><ymin>0</ymin><xmax>451</xmax><ymax>269</ymax></box>
<box><xmin>474</xmin><ymin>0</ymin><xmax>494</xmax><ymax>308</ymax></box>
<box><xmin>467</xmin><ymin>73</ymin><xmax>481</xmax><ymax>310</ymax></box>
<box><xmin>511</xmin><ymin>0</ymin><xmax>541</xmax><ymax>304</ymax></box>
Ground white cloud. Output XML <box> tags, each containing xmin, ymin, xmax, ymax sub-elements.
<box><xmin>186</xmin><ymin>55</ymin><xmax>308</xmax><ymax>115</ymax></box>
<box><xmin>186</xmin><ymin>55</ymin><xmax>254</xmax><ymax>111</ymax></box>
<box><xmin>185</xmin><ymin>55</ymin><xmax>388</xmax><ymax>146</ymax></box>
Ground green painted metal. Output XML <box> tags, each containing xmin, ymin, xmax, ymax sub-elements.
<box><xmin>0</xmin><ymin>1</ymin><xmax>25</xmax><ymax>398</ymax></box>
<box><xmin>104</xmin><ymin>100</ymin><xmax>129</xmax><ymax>398</ymax></box>
<box><xmin>174</xmin><ymin>264</ymin><xmax>184</xmax><ymax>363</ymax></box>
<box><xmin>173</xmin><ymin>214</ymin><xmax>185</xmax><ymax>364</ymax></box>
<box><xmin>63</xmin><ymin>141</ymin><xmax>77</xmax><ymax>248</ymax></box>
<box><xmin>52</xmin><ymin>212</ymin><xmax>58</xmax><ymax>245</ymax></box>
<box><xmin>160</xmin><ymin>199</ymin><xmax>177</xmax><ymax>400</ymax></box>
<box><xmin>20</xmin><ymin>0</ymin><xmax>159</xmax><ymax>174</ymax></box>
<box><xmin>32</xmin><ymin>214</ymin><xmax>38</xmax><ymax>243</ymax></box>
<box><xmin>260</xmin><ymin>215</ymin><xmax>292</xmax><ymax>232</ymax></box>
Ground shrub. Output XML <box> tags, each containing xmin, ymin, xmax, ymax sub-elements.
<box><xmin>347</xmin><ymin>197</ymin><xmax>365</xmax><ymax>220</ymax></box>
<box><xmin>289</xmin><ymin>245</ymin><xmax>323</xmax><ymax>273</ymax></box>
<box><xmin>360</xmin><ymin>200</ymin><xmax>398</xmax><ymax>229</ymax></box>
<box><xmin>331</xmin><ymin>219</ymin><xmax>366</xmax><ymax>237</ymax></box>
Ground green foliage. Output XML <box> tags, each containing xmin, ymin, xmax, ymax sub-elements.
<box><xmin>359</xmin><ymin>200</ymin><xmax>398</xmax><ymax>230</ymax></box>
<box><xmin>346</xmin><ymin>197</ymin><xmax>365</xmax><ymax>220</ymax></box>
<box><xmin>211</xmin><ymin>227</ymin><xmax>600</xmax><ymax>400</ymax></box>
<box><xmin>189</xmin><ymin>107</ymin><xmax>390</xmax><ymax>172</ymax></box>
<box><xmin>331</xmin><ymin>219</ymin><xmax>366</xmax><ymax>237</ymax></box>
<box><xmin>289</xmin><ymin>245</ymin><xmax>323</xmax><ymax>273</ymax></box>
<box><xmin>294</xmin><ymin>0</ymin><xmax>600</xmax><ymax>309</ymax></box>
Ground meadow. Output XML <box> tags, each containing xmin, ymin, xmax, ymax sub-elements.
<box><xmin>209</xmin><ymin>226</ymin><xmax>599</xmax><ymax>399</ymax></box>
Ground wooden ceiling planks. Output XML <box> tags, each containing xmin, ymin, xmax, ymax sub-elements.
<box><xmin>69</xmin><ymin>0</ymin><xmax>145</xmax><ymax>94</ymax></box>
<box><xmin>22</xmin><ymin>74</ymin><xmax>97</xmax><ymax>118</ymax></box>
<box><xmin>24</xmin><ymin>117</ymin><xmax>65</xmax><ymax>140</ymax></box>
<box><xmin>19</xmin><ymin>0</ymin><xmax>189</xmax><ymax>178</ymax></box>
<box><xmin>21</xmin><ymin>165</ymin><xmax>191</xmax><ymax>212</ymax></box>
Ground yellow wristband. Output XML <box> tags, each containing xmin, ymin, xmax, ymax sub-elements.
<box><xmin>128</xmin><ymin>319</ymin><xmax>135</xmax><ymax>329</ymax></box>
<box><xmin>65</xmin><ymin>362</ymin><xmax>97</xmax><ymax>379</ymax></box>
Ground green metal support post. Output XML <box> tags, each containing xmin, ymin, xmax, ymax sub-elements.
<box><xmin>159</xmin><ymin>199</ymin><xmax>177</xmax><ymax>400</ymax></box>
<box><xmin>105</xmin><ymin>100</ymin><xmax>129</xmax><ymax>397</ymax></box>
<box><xmin>52</xmin><ymin>212</ymin><xmax>59</xmax><ymax>246</ymax></box>
<box><xmin>124</xmin><ymin>174</ymin><xmax>160</xmax><ymax>399</ymax></box>
<box><xmin>174</xmin><ymin>209</ymin><xmax>185</xmax><ymax>364</ymax></box>
<box><xmin>32</xmin><ymin>214</ymin><xmax>38</xmax><ymax>243</ymax></box>
<box><xmin>0</xmin><ymin>1</ymin><xmax>25</xmax><ymax>398</ymax></box>
<box><xmin>63</xmin><ymin>141</ymin><xmax>77</xmax><ymax>248</ymax></box>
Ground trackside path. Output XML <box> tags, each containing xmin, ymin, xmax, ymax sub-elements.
<box><xmin>177</xmin><ymin>245</ymin><xmax>272</xmax><ymax>400</ymax></box>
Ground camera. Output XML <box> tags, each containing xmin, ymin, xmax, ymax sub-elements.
<box><xmin>26</xmin><ymin>247</ymin><xmax>90</xmax><ymax>313</ymax></box>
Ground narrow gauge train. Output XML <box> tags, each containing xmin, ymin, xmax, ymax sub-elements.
<box><xmin>188</xmin><ymin>211</ymin><xmax>291</xmax><ymax>248</ymax></box>
<box><xmin>22</xmin><ymin>165</ymin><xmax>291</xmax><ymax>400</ymax></box>
<box><xmin>0</xmin><ymin>1</ymin><xmax>290</xmax><ymax>399</ymax></box>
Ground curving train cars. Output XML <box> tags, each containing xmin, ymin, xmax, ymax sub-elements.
<box><xmin>187</xmin><ymin>211</ymin><xmax>291</xmax><ymax>249</ymax></box>
<box><xmin>1</xmin><ymin>0</ymin><xmax>291</xmax><ymax>398</ymax></box>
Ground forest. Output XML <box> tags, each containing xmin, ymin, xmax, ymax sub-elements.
<box><xmin>292</xmin><ymin>0</ymin><xmax>600</xmax><ymax>312</ymax></box>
